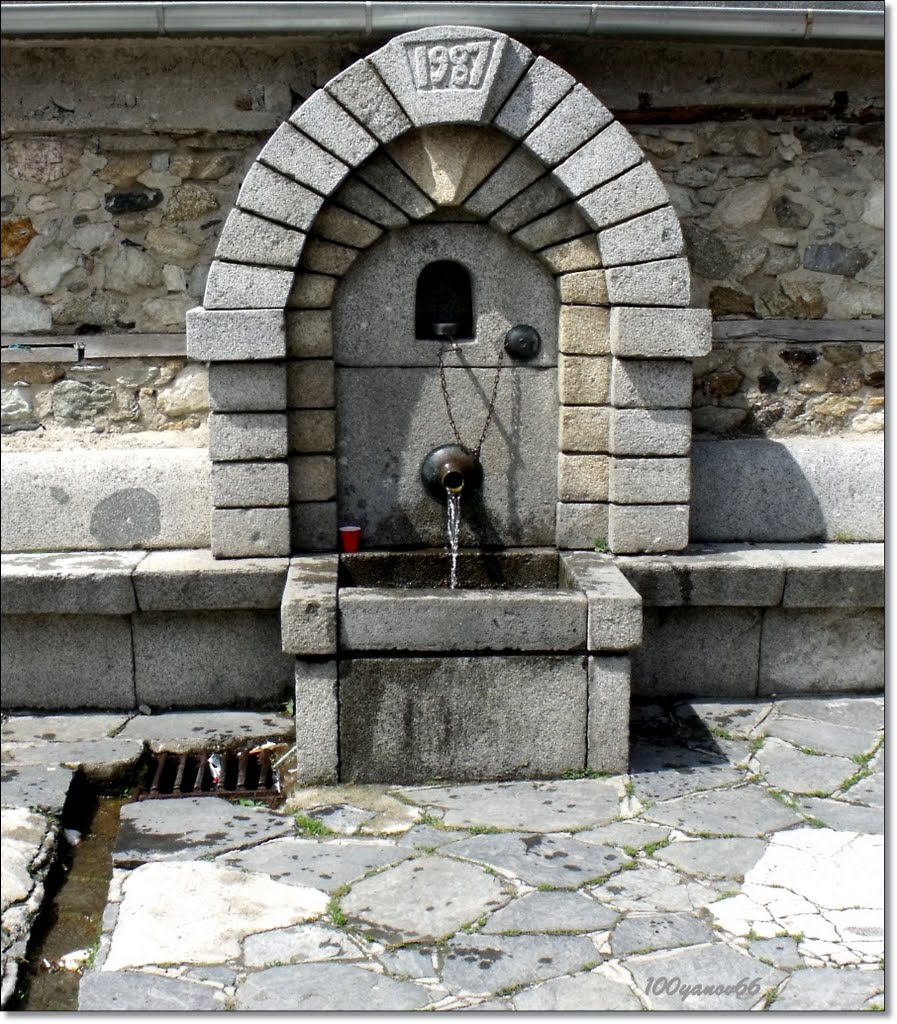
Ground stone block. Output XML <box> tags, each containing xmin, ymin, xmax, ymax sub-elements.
<box><xmin>1</xmin><ymin>615</ymin><xmax>135</xmax><ymax>710</ymax></box>
<box><xmin>1</xmin><ymin>552</ymin><xmax>144</xmax><ymax>615</ymax></box>
<box><xmin>610</xmin><ymin>458</ymin><xmax>690</xmax><ymax>505</ymax></box>
<box><xmin>560</xmin><ymin>406</ymin><xmax>609</xmax><ymax>453</ymax></box>
<box><xmin>559</xmin><ymin>355</ymin><xmax>610</xmax><ymax>404</ymax></box>
<box><xmin>558</xmin><ymin>270</ymin><xmax>608</xmax><ymax>306</ymax></box>
<box><xmin>552</xmin><ymin>121</ymin><xmax>643</xmax><ymax>197</ymax></box>
<box><xmin>333</xmin><ymin>222</ymin><xmax>558</xmax><ymax>369</ymax></box>
<box><xmin>294</xmin><ymin>659</ymin><xmax>338</xmax><ymax>784</ymax></box>
<box><xmin>358</xmin><ymin>154</ymin><xmax>435</xmax><ymax>220</ymax></box>
<box><xmin>523</xmin><ymin>84</ymin><xmax>613</xmax><ymax>167</ymax></box>
<box><xmin>776</xmin><ymin>543</ymin><xmax>884</xmax><ymax>607</ymax></box>
<box><xmin>211</xmin><ymin>508</ymin><xmax>290</xmax><ymax>558</ymax></box>
<box><xmin>389</xmin><ymin>124</ymin><xmax>515</xmax><ymax>208</ymax></box>
<box><xmin>288</xmin><ymin>456</ymin><xmax>336</xmax><ymax>502</ymax></box>
<box><xmin>133</xmin><ymin>611</ymin><xmax>293</xmax><ymax>707</ymax></box>
<box><xmin>280</xmin><ymin>555</ymin><xmax>338</xmax><ymax>655</ymax></box>
<box><xmin>203</xmin><ymin>261</ymin><xmax>295</xmax><ymax>311</ymax></box>
<box><xmin>287</xmin><ymin>360</ymin><xmax>335</xmax><ymax>408</ymax></box>
<box><xmin>512</xmin><ymin>203</ymin><xmax>588</xmax><ymax>252</ymax></box>
<box><xmin>215</xmin><ymin>209</ymin><xmax>306</xmax><ymax>269</ymax></box>
<box><xmin>325</xmin><ymin>59</ymin><xmax>412</xmax><ymax>144</ymax></box>
<box><xmin>118</xmin><ymin>710</ymin><xmax>293</xmax><ymax>753</ymax></box>
<box><xmin>539</xmin><ymin>236</ymin><xmax>601</xmax><ymax>274</ymax></box>
<box><xmin>208</xmin><ymin>362</ymin><xmax>287</xmax><ymax>412</ymax></box>
<box><xmin>290</xmin><ymin>503</ymin><xmax>338</xmax><ymax>552</ymax></box>
<box><xmin>238</xmin><ymin>163</ymin><xmax>325</xmax><ymax>231</ymax></box>
<box><xmin>493</xmin><ymin>55</ymin><xmax>575</xmax><ymax>139</ymax></box>
<box><xmin>313</xmin><ymin>204</ymin><xmax>383</xmax><ymax>250</ymax></box>
<box><xmin>559</xmin><ymin>306</ymin><xmax>609</xmax><ymax>355</ymax></box>
<box><xmin>632</xmin><ymin>607</ymin><xmax>762</xmax><ymax>697</ymax></box>
<box><xmin>610</xmin><ymin>307</ymin><xmax>712</xmax><ymax>359</ymax></box>
<box><xmin>588</xmin><ymin>656</ymin><xmax>630</xmax><ymax>773</ymax></box>
<box><xmin>333</xmin><ymin>177</ymin><xmax>409</xmax><ymax>229</ymax></box>
<box><xmin>186</xmin><ymin>307</ymin><xmax>286</xmax><ymax>362</ymax></box>
<box><xmin>609</xmin><ymin>503</ymin><xmax>690</xmax><ymax>554</ymax></box>
<box><xmin>605</xmin><ymin>258</ymin><xmax>691</xmax><ymax>308</ymax></box>
<box><xmin>491</xmin><ymin>174</ymin><xmax>569</xmax><ymax>235</ymax></box>
<box><xmin>577</xmin><ymin>163</ymin><xmax>670</xmax><ymax>230</ymax></box>
<box><xmin>211</xmin><ymin>461</ymin><xmax>289</xmax><ymax>508</ymax></box>
<box><xmin>336</xmin><ymin>365</ymin><xmax>557</xmax><ymax>547</ymax></box>
<box><xmin>556</xmin><ymin>502</ymin><xmax>609</xmax><ymax>550</ymax></box>
<box><xmin>209</xmin><ymin>412</ymin><xmax>288</xmax><ymax>461</ymax></box>
<box><xmin>0</xmin><ymin>448</ymin><xmax>210</xmax><ymax>553</ymax></box>
<box><xmin>300</xmin><ymin>239</ymin><xmax>359</xmax><ymax>277</ymax></box>
<box><xmin>610</xmin><ymin>409</ymin><xmax>691</xmax><ymax>456</ymax></box>
<box><xmin>286</xmin><ymin>273</ymin><xmax>337</xmax><ymax>310</ymax></box>
<box><xmin>463</xmin><ymin>148</ymin><xmax>544</xmax><ymax>218</ymax></box>
<box><xmin>286</xmin><ymin>310</ymin><xmax>332</xmax><ymax>358</ymax></box>
<box><xmin>133</xmin><ymin>548</ymin><xmax>289</xmax><ymax>610</ymax></box>
<box><xmin>339</xmin><ymin>588</ymin><xmax>586</xmax><ymax>653</ymax></box>
<box><xmin>369</xmin><ymin>27</ymin><xmax>532</xmax><ymax>128</ymax></box>
<box><xmin>598</xmin><ymin>206</ymin><xmax>684</xmax><ymax>267</ymax></box>
<box><xmin>558</xmin><ymin>454</ymin><xmax>609</xmax><ymax>502</ymax></box>
<box><xmin>690</xmin><ymin>438</ymin><xmax>884</xmax><ymax>543</ymax></box>
<box><xmin>289</xmin><ymin>410</ymin><xmax>336</xmax><ymax>454</ymax></box>
<box><xmin>338</xmin><ymin>656</ymin><xmax>587</xmax><ymax>782</ymax></box>
<box><xmin>560</xmin><ymin>552</ymin><xmax>642</xmax><ymax>650</ymax></box>
<box><xmin>614</xmin><ymin>545</ymin><xmax>786</xmax><ymax>607</ymax></box>
<box><xmin>612</xmin><ymin>359</ymin><xmax>694</xmax><ymax>409</ymax></box>
<box><xmin>289</xmin><ymin>89</ymin><xmax>378</xmax><ymax>167</ymax></box>
<box><xmin>759</xmin><ymin>608</ymin><xmax>884</xmax><ymax>694</ymax></box>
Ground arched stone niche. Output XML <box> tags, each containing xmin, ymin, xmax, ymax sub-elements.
<box><xmin>186</xmin><ymin>25</ymin><xmax>711</xmax><ymax>558</ymax></box>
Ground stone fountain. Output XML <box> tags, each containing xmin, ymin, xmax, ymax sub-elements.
<box><xmin>185</xmin><ymin>25</ymin><xmax>714</xmax><ymax>783</ymax></box>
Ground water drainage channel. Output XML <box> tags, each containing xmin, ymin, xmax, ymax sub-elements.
<box><xmin>12</xmin><ymin>748</ymin><xmax>286</xmax><ymax>1011</ymax></box>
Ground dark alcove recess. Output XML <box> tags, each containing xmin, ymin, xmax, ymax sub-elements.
<box><xmin>415</xmin><ymin>260</ymin><xmax>474</xmax><ymax>340</ymax></box>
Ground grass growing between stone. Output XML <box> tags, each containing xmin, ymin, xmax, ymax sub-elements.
<box><xmin>294</xmin><ymin>813</ymin><xmax>335</xmax><ymax>837</ymax></box>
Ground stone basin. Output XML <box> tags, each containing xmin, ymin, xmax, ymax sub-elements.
<box><xmin>281</xmin><ymin>550</ymin><xmax>643</xmax><ymax>782</ymax></box>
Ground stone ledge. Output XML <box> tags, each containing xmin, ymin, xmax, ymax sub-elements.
<box><xmin>281</xmin><ymin>554</ymin><xmax>339</xmax><ymax>655</ymax></box>
<box><xmin>615</xmin><ymin>543</ymin><xmax>883</xmax><ymax>608</ymax></box>
<box><xmin>1</xmin><ymin>551</ymin><xmax>145</xmax><ymax>615</ymax></box>
<box><xmin>560</xmin><ymin>552</ymin><xmax>642</xmax><ymax>651</ymax></box>
<box><xmin>134</xmin><ymin>549</ymin><xmax>289</xmax><ymax>611</ymax></box>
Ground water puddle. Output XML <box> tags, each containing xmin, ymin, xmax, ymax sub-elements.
<box><xmin>13</xmin><ymin>786</ymin><xmax>125</xmax><ymax>1012</ymax></box>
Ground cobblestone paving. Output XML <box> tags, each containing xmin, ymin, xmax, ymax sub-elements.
<box><xmin>1</xmin><ymin>696</ymin><xmax>885</xmax><ymax>1012</ymax></box>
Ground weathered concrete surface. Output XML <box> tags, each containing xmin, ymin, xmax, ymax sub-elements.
<box><xmin>0</xmin><ymin>448</ymin><xmax>210</xmax><ymax>552</ymax></box>
<box><xmin>117</xmin><ymin>709</ymin><xmax>292</xmax><ymax>753</ymax></box>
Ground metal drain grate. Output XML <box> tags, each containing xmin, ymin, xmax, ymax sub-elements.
<box><xmin>137</xmin><ymin>749</ymin><xmax>283</xmax><ymax>804</ymax></box>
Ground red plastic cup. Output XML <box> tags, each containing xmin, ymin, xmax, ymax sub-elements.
<box><xmin>339</xmin><ymin>525</ymin><xmax>362</xmax><ymax>553</ymax></box>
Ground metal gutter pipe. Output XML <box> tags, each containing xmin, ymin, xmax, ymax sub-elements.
<box><xmin>0</xmin><ymin>2</ymin><xmax>885</xmax><ymax>45</ymax></box>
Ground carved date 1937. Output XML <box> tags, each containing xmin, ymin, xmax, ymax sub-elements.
<box><xmin>408</xmin><ymin>40</ymin><xmax>495</xmax><ymax>91</ymax></box>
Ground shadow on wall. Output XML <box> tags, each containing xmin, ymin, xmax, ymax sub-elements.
<box><xmin>690</xmin><ymin>437</ymin><xmax>883</xmax><ymax>543</ymax></box>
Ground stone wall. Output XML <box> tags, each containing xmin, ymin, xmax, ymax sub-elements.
<box><xmin>0</xmin><ymin>35</ymin><xmax>884</xmax><ymax>438</ymax></box>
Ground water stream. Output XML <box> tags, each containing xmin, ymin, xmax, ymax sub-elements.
<box><xmin>446</xmin><ymin>491</ymin><xmax>462</xmax><ymax>589</ymax></box>
<box><xmin>14</xmin><ymin>795</ymin><xmax>125</xmax><ymax>1012</ymax></box>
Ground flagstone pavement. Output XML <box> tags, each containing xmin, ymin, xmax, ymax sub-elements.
<box><xmin>1</xmin><ymin>694</ymin><xmax>884</xmax><ymax>1012</ymax></box>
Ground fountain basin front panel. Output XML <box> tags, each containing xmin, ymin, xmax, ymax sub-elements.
<box><xmin>284</xmin><ymin>551</ymin><xmax>641</xmax><ymax>783</ymax></box>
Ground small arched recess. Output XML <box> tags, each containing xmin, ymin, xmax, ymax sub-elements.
<box><xmin>186</xmin><ymin>25</ymin><xmax>712</xmax><ymax>558</ymax></box>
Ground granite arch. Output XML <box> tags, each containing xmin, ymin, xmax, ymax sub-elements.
<box><xmin>186</xmin><ymin>25</ymin><xmax>711</xmax><ymax>557</ymax></box>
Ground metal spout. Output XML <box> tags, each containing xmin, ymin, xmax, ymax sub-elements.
<box><xmin>421</xmin><ymin>444</ymin><xmax>483</xmax><ymax>502</ymax></box>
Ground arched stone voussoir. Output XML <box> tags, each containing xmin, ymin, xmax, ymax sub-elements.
<box><xmin>215</xmin><ymin>209</ymin><xmax>307</xmax><ymax>270</ymax></box>
<box><xmin>597</xmin><ymin>206</ymin><xmax>685</xmax><ymax>269</ymax></box>
<box><xmin>257</xmin><ymin>122</ymin><xmax>351</xmax><ymax>198</ymax></box>
<box><xmin>289</xmin><ymin>88</ymin><xmax>379</xmax><ymax>168</ymax></box>
<box><xmin>367</xmin><ymin>26</ymin><xmax>534</xmax><ymax>129</ymax></box>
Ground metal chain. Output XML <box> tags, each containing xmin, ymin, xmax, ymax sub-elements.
<box><xmin>438</xmin><ymin>341</ymin><xmax>504</xmax><ymax>458</ymax></box>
